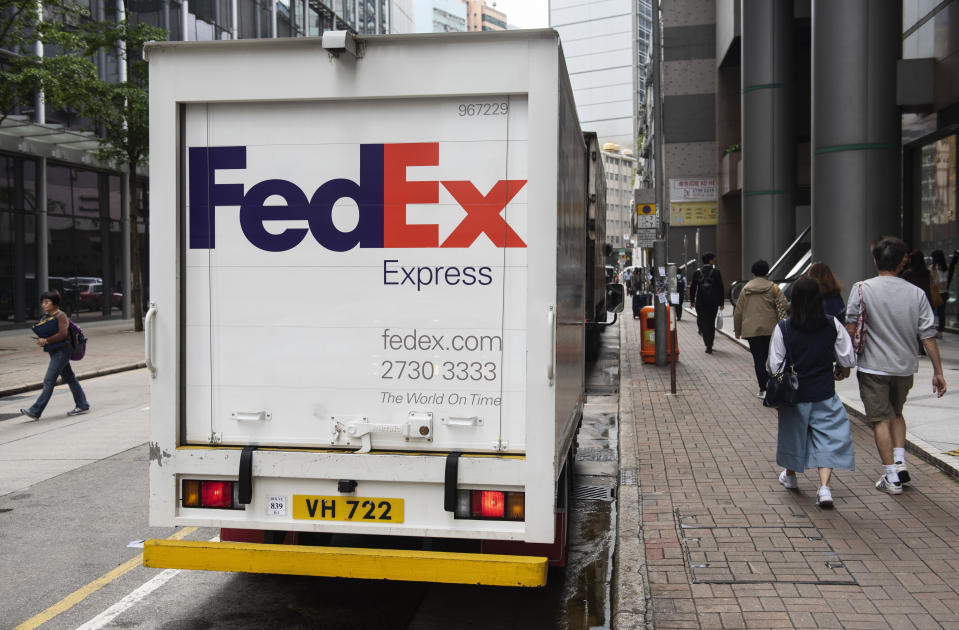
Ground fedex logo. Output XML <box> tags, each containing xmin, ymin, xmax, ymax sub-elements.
<box><xmin>189</xmin><ymin>143</ymin><xmax>527</xmax><ymax>252</ymax></box>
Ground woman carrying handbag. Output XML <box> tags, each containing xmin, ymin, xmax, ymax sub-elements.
<box><xmin>768</xmin><ymin>277</ymin><xmax>857</xmax><ymax>508</ymax></box>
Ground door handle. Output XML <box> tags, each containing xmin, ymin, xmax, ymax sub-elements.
<box><xmin>547</xmin><ymin>305</ymin><xmax>555</xmax><ymax>382</ymax></box>
<box><xmin>145</xmin><ymin>302</ymin><xmax>158</xmax><ymax>378</ymax></box>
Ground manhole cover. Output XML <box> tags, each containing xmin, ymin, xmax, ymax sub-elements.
<box><xmin>573</xmin><ymin>485</ymin><xmax>614</xmax><ymax>501</ymax></box>
<box><xmin>677</xmin><ymin>509</ymin><xmax>857</xmax><ymax>586</ymax></box>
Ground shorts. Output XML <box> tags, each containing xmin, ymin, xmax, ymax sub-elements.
<box><xmin>857</xmin><ymin>372</ymin><xmax>914</xmax><ymax>422</ymax></box>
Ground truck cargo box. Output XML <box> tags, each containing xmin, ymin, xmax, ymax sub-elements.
<box><xmin>145</xmin><ymin>31</ymin><xmax>589</xmax><ymax>573</ymax></box>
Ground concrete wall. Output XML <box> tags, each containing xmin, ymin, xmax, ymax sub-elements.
<box><xmin>663</xmin><ymin>0</ymin><xmax>716</xmax><ymax>269</ymax></box>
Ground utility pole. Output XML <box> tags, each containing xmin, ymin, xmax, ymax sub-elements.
<box><xmin>652</xmin><ymin>0</ymin><xmax>667</xmax><ymax>367</ymax></box>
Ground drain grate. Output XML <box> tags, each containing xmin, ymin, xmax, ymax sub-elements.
<box><xmin>619</xmin><ymin>469</ymin><xmax>637</xmax><ymax>486</ymax></box>
<box><xmin>573</xmin><ymin>485</ymin><xmax>615</xmax><ymax>501</ymax></box>
<box><xmin>576</xmin><ymin>448</ymin><xmax>617</xmax><ymax>462</ymax></box>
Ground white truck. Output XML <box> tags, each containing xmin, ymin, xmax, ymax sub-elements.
<box><xmin>143</xmin><ymin>30</ymin><xmax>622</xmax><ymax>588</ymax></box>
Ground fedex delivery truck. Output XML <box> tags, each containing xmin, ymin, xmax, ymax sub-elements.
<box><xmin>142</xmin><ymin>30</ymin><xmax>622</xmax><ymax>588</ymax></box>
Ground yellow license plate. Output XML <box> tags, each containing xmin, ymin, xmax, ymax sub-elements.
<box><xmin>291</xmin><ymin>495</ymin><xmax>404</xmax><ymax>523</ymax></box>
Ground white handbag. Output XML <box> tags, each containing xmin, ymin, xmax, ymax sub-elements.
<box><xmin>715</xmin><ymin>311</ymin><xmax>724</xmax><ymax>330</ymax></box>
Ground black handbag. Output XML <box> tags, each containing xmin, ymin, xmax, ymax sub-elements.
<box><xmin>763</xmin><ymin>321</ymin><xmax>799</xmax><ymax>409</ymax></box>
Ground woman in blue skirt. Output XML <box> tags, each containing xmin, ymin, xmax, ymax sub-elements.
<box><xmin>768</xmin><ymin>277</ymin><xmax>856</xmax><ymax>508</ymax></box>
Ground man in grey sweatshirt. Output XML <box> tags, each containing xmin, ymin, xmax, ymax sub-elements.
<box><xmin>846</xmin><ymin>237</ymin><xmax>947</xmax><ymax>495</ymax></box>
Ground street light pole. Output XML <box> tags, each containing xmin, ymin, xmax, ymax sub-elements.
<box><xmin>652</xmin><ymin>0</ymin><xmax>667</xmax><ymax>367</ymax></box>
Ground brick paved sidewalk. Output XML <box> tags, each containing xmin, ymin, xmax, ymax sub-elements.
<box><xmin>617</xmin><ymin>311</ymin><xmax>959</xmax><ymax>630</ymax></box>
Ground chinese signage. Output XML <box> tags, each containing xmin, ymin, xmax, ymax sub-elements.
<box><xmin>669</xmin><ymin>177</ymin><xmax>717</xmax><ymax>226</ymax></box>
<box><xmin>670</xmin><ymin>202</ymin><xmax>718</xmax><ymax>226</ymax></box>
<box><xmin>669</xmin><ymin>178</ymin><xmax>717</xmax><ymax>202</ymax></box>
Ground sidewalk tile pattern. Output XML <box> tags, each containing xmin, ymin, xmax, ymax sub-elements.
<box><xmin>620</xmin><ymin>313</ymin><xmax>959</xmax><ymax>629</ymax></box>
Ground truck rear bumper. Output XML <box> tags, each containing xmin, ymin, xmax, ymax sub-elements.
<box><xmin>143</xmin><ymin>539</ymin><xmax>548</xmax><ymax>587</ymax></box>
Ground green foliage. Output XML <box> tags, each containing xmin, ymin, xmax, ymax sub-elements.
<box><xmin>66</xmin><ymin>20</ymin><xmax>165</xmax><ymax>167</ymax></box>
<box><xmin>1</xmin><ymin>0</ymin><xmax>165</xmax><ymax>169</ymax></box>
<box><xmin>0</xmin><ymin>0</ymin><xmax>93</xmax><ymax>123</ymax></box>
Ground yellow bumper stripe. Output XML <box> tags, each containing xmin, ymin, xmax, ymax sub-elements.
<box><xmin>143</xmin><ymin>539</ymin><xmax>547</xmax><ymax>587</ymax></box>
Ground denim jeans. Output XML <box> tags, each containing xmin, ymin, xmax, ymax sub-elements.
<box><xmin>27</xmin><ymin>346</ymin><xmax>88</xmax><ymax>416</ymax></box>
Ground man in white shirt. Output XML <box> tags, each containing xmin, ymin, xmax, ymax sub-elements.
<box><xmin>845</xmin><ymin>237</ymin><xmax>947</xmax><ymax>495</ymax></box>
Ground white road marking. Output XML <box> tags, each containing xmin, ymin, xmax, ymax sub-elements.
<box><xmin>72</xmin><ymin>537</ymin><xmax>219</xmax><ymax>630</ymax></box>
<box><xmin>72</xmin><ymin>569</ymin><xmax>181</xmax><ymax>630</ymax></box>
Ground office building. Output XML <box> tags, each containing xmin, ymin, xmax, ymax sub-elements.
<box><xmin>636</xmin><ymin>0</ymin><xmax>717</xmax><ymax>268</ymax></box>
<box><xmin>464</xmin><ymin>0</ymin><xmax>507</xmax><ymax>32</ymax></box>
<box><xmin>602</xmin><ymin>143</ymin><xmax>637</xmax><ymax>252</ymax></box>
<box><xmin>636</xmin><ymin>0</ymin><xmax>651</xmax><ymax>108</ymax></box>
<box><xmin>415</xmin><ymin>0</ymin><xmax>468</xmax><ymax>33</ymax></box>
<box><xmin>712</xmin><ymin>0</ymin><xmax>958</xmax><ymax>307</ymax></box>
<box><xmin>549</xmin><ymin>0</ymin><xmax>637</xmax><ymax>151</ymax></box>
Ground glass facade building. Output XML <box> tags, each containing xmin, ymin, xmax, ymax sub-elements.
<box><xmin>0</xmin><ymin>0</ymin><xmax>412</xmax><ymax>329</ymax></box>
<box><xmin>903</xmin><ymin>1</ymin><xmax>958</xmax><ymax>326</ymax></box>
<box><xmin>549</xmin><ymin>0</ymin><xmax>637</xmax><ymax>152</ymax></box>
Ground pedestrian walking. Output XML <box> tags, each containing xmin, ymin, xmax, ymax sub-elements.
<box><xmin>674</xmin><ymin>273</ymin><xmax>686</xmax><ymax>321</ymax></box>
<box><xmin>771</xmin><ymin>277</ymin><xmax>856</xmax><ymax>508</ymax></box>
<box><xmin>630</xmin><ymin>271</ymin><xmax>644</xmax><ymax>319</ymax></box>
<box><xmin>900</xmin><ymin>250</ymin><xmax>935</xmax><ymax>304</ymax></box>
<box><xmin>930</xmin><ymin>249</ymin><xmax>949</xmax><ymax>337</ymax></box>
<box><xmin>690</xmin><ymin>252</ymin><xmax>725</xmax><ymax>353</ymax></box>
<box><xmin>845</xmin><ymin>237</ymin><xmax>947</xmax><ymax>495</ymax></box>
<box><xmin>901</xmin><ymin>250</ymin><xmax>937</xmax><ymax>355</ymax></box>
<box><xmin>807</xmin><ymin>261</ymin><xmax>845</xmax><ymax>323</ymax></box>
<box><xmin>20</xmin><ymin>290</ymin><xmax>90</xmax><ymax>421</ymax></box>
<box><xmin>734</xmin><ymin>259</ymin><xmax>790</xmax><ymax>398</ymax></box>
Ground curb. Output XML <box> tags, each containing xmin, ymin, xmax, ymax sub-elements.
<box><xmin>0</xmin><ymin>362</ymin><xmax>147</xmax><ymax>398</ymax></box>
<box><xmin>842</xmin><ymin>404</ymin><xmax>959</xmax><ymax>482</ymax></box>
<box><xmin>705</xmin><ymin>309</ymin><xmax>959</xmax><ymax>482</ymax></box>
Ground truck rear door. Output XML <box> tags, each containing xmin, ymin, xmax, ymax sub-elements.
<box><xmin>183</xmin><ymin>96</ymin><xmax>530</xmax><ymax>454</ymax></box>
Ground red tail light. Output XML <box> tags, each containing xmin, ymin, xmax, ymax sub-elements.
<box><xmin>201</xmin><ymin>481</ymin><xmax>234</xmax><ymax>508</ymax></box>
<box><xmin>472</xmin><ymin>490</ymin><xmax>505</xmax><ymax>518</ymax></box>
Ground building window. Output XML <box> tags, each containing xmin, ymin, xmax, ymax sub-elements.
<box><xmin>482</xmin><ymin>13</ymin><xmax>506</xmax><ymax>29</ymax></box>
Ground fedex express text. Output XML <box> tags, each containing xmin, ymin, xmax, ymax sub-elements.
<box><xmin>189</xmin><ymin>143</ymin><xmax>526</xmax><ymax>249</ymax></box>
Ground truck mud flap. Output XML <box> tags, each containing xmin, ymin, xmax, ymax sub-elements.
<box><xmin>143</xmin><ymin>539</ymin><xmax>548</xmax><ymax>587</ymax></box>
<box><xmin>238</xmin><ymin>446</ymin><xmax>256</xmax><ymax>505</ymax></box>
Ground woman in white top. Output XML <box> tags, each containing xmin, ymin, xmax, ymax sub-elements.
<box><xmin>769</xmin><ymin>277</ymin><xmax>857</xmax><ymax>508</ymax></box>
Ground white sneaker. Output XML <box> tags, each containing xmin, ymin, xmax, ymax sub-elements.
<box><xmin>779</xmin><ymin>470</ymin><xmax>798</xmax><ymax>489</ymax></box>
<box><xmin>756</xmin><ymin>391</ymin><xmax>766</xmax><ymax>399</ymax></box>
<box><xmin>816</xmin><ymin>486</ymin><xmax>834</xmax><ymax>508</ymax></box>
<box><xmin>875</xmin><ymin>474</ymin><xmax>903</xmax><ymax>495</ymax></box>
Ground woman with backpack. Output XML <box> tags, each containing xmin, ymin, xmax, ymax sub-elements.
<box><xmin>20</xmin><ymin>290</ymin><xmax>90</xmax><ymax>421</ymax></box>
<box><xmin>769</xmin><ymin>277</ymin><xmax>856</xmax><ymax>508</ymax></box>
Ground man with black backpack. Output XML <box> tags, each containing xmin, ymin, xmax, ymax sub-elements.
<box><xmin>690</xmin><ymin>252</ymin><xmax>726</xmax><ymax>354</ymax></box>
